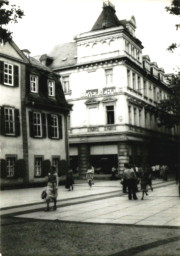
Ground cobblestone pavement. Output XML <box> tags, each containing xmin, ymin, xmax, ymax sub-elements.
<box><xmin>1</xmin><ymin>179</ymin><xmax>179</xmax><ymax>227</ymax></box>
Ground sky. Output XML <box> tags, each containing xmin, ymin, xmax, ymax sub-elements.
<box><xmin>6</xmin><ymin>0</ymin><xmax>180</xmax><ymax>73</ymax></box>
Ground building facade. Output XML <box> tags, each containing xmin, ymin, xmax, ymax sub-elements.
<box><xmin>0</xmin><ymin>41</ymin><xmax>71</xmax><ymax>186</ymax></box>
<box><xmin>43</xmin><ymin>2</ymin><xmax>179</xmax><ymax>175</ymax></box>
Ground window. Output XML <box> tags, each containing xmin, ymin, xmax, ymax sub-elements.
<box><xmin>132</xmin><ymin>73</ymin><xmax>136</xmax><ymax>90</ymax></box>
<box><xmin>4</xmin><ymin>107</ymin><xmax>15</xmax><ymax>134</ymax></box>
<box><xmin>30</xmin><ymin>75</ymin><xmax>38</xmax><ymax>93</ymax></box>
<box><xmin>134</xmin><ymin>107</ymin><xmax>137</xmax><ymax>126</ymax></box>
<box><xmin>139</xmin><ymin>109</ymin><xmax>142</xmax><ymax>126</ymax></box>
<box><xmin>47</xmin><ymin>114</ymin><xmax>62</xmax><ymax>139</ymax></box>
<box><xmin>4</xmin><ymin>63</ymin><xmax>13</xmax><ymax>86</ymax></box>
<box><xmin>136</xmin><ymin>50</ymin><xmax>140</xmax><ymax>61</ymax></box>
<box><xmin>128</xmin><ymin>106</ymin><xmax>132</xmax><ymax>124</ymax></box>
<box><xmin>29</xmin><ymin>111</ymin><xmax>46</xmax><ymax>138</ymax></box>
<box><xmin>153</xmin><ymin>86</ymin><xmax>156</xmax><ymax>101</ymax></box>
<box><xmin>34</xmin><ymin>156</ymin><xmax>43</xmax><ymax>177</ymax></box>
<box><xmin>62</xmin><ymin>76</ymin><xmax>69</xmax><ymax>93</ymax></box>
<box><xmin>51</xmin><ymin>114</ymin><xmax>59</xmax><ymax>138</ymax></box>
<box><xmin>0</xmin><ymin>61</ymin><xmax>19</xmax><ymax>87</ymax></box>
<box><xmin>33</xmin><ymin>112</ymin><xmax>42</xmax><ymax>137</ymax></box>
<box><xmin>105</xmin><ymin>69</ymin><xmax>113</xmax><ymax>86</ymax></box>
<box><xmin>48</xmin><ymin>80</ymin><xmax>55</xmax><ymax>96</ymax></box>
<box><xmin>106</xmin><ymin>105</ymin><xmax>114</xmax><ymax>124</ymax></box>
<box><xmin>89</xmin><ymin>107</ymin><xmax>98</xmax><ymax>126</ymax></box>
<box><xmin>125</xmin><ymin>41</ymin><xmax>129</xmax><ymax>53</ymax></box>
<box><xmin>143</xmin><ymin>80</ymin><xmax>147</xmax><ymax>96</ymax></box>
<box><xmin>6</xmin><ymin>156</ymin><xmax>16</xmax><ymax>177</ymax></box>
<box><xmin>52</xmin><ymin>157</ymin><xmax>60</xmax><ymax>173</ymax></box>
<box><xmin>127</xmin><ymin>69</ymin><xmax>131</xmax><ymax>87</ymax></box>
<box><xmin>137</xmin><ymin>76</ymin><xmax>141</xmax><ymax>91</ymax></box>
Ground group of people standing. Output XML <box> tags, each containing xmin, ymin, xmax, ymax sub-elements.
<box><xmin>122</xmin><ymin>163</ymin><xmax>153</xmax><ymax>200</ymax></box>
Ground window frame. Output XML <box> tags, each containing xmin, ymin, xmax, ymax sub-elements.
<box><xmin>4</xmin><ymin>63</ymin><xmax>13</xmax><ymax>86</ymax></box>
<box><xmin>48</xmin><ymin>80</ymin><xmax>55</xmax><ymax>97</ymax></box>
<box><xmin>52</xmin><ymin>156</ymin><xmax>60</xmax><ymax>173</ymax></box>
<box><xmin>33</xmin><ymin>112</ymin><xmax>42</xmax><ymax>137</ymax></box>
<box><xmin>105</xmin><ymin>68</ymin><xmax>113</xmax><ymax>86</ymax></box>
<box><xmin>6</xmin><ymin>155</ymin><xmax>17</xmax><ymax>178</ymax></box>
<box><xmin>34</xmin><ymin>155</ymin><xmax>43</xmax><ymax>177</ymax></box>
<box><xmin>4</xmin><ymin>107</ymin><xmax>15</xmax><ymax>135</ymax></box>
<box><xmin>51</xmin><ymin>114</ymin><xmax>59</xmax><ymax>138</ymax></box>
<box><xmin>62</xmin><ymin>76</ymin><xmax>70</xmax><ymax>94</ymax></box>
<box><xmin>30</xmin><ymin>75</ymin><xmax>39</xmax><ymax>93</ymax></box>
<box><xmin>106</xmin><ymin>105</ymin><xmax>115</xmax><ymax>125</ymax></box>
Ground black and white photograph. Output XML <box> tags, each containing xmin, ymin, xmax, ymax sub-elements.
<box><xmin>0</xmin><ymin>0</ymin><xmax>180</xmax><ymax>255</ymax></box>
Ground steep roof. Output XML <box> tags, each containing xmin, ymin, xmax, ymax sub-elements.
<box><xmin>29</xmin><ymin>56</ymin><xmax>53</xmax><ymax>72</ymax></box>
<box><xmin>48</xmin><ymin>42</ymin><xmax>77</xmax><ymax>70</ymax></box>
<box><xmin>91</xmin><ymin>2</ymin><xmax>124</xmax><ymax>31</ymax></box>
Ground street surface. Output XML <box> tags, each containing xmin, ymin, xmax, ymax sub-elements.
<box><xmin>1</xmin><ymin>179</ymin><xmax>180</xmax><ymax>256</ymax></box>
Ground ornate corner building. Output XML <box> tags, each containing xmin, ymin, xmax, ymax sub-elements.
<box><xmin>42</xmin><ymin>2</ymin><xmax>179</xmax><ymax>175</ymax></box>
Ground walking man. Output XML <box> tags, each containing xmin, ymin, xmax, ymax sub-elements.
<box><xmin>123</xmin><ymin>163</ymin><xmax>138</xmax><ymax>200</ymax></box>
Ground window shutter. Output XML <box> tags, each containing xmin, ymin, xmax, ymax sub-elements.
<box><xmin>14</xmin><ymin>65</ymin><xmax>19</xmax><ymax>87</ymax></box>
<box><xmin>15</xmin><ymin>109</ymin><xmax>20</xmax><ymax>136</ymax></box>
<box><xmin>29</xmin><ymin>111</ymin><xmax>34</xmax><ymax>137</ymax></box>
<box><xmin>41</xmin><ymin>113</ymin><xmax>46</xmax><ymax>138</ymax></box>
<box><xmin>47</xmin><ymin>114</ymin><xmax>52</xmax><ymax>139</ymax></box>
<box><xmin>26</xmin><ymin>69</ymin><xmax>30</xmax><ymax>95</ymax></box>
<box><xmin>0</xmin><ymin>159</ymin><xmax>7</xmax><ymax>178</ymax></box>
<box><xmin>0</xmin><ymin>106</ymin><xmax>5</xmax><ymax>135</ymax></box>
<box><xmin>0</xmin><ymin>61</ymin><xmax>4</xmax><ymax>85</ymax></box>
<box><xmin>58</xmin><ymin>115</ymin><xmax>63</xmax><ymax>139</ymax></box>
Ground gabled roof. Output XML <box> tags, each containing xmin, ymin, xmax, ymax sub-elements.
<box><xmin>91</xmin><ymin>2</ymin><xmax>124</xmax><ymax>31</ymax></box>
<box><xmin>48</xmin><ymin>42</ymin><xmax>77</xmax><ymax>70</ymax></box>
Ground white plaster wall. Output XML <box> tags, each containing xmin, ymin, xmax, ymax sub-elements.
<box><xmin>0</xmin><ymin>57</ymin><xmax>23</xmax><ymax>159</ymax></box>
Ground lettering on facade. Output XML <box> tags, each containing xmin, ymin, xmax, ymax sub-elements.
<box><xmin>103</xmin><ymin>88</ymin><xmax>115</xmax><ymax>95</ymax></box>
<box><xmin>86</xmin><ymin>89</ymin><xmax>98</xmax><ymax>97</ymax></box>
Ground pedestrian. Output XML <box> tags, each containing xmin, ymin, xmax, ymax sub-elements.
<box><xmin>86</xmin><ymin>165</ymin><xmax>94</xmax><ymax>187</ymax></box>
<box><xmin>111</xmin><ymin>166</ymin><xmax>117</xmax><ymax>180</ymax></box>
<box><xmin>65</xmin><ymin>167</ymin><xmax>74</xmax><ymax>191</ymax></box>
<box><xmin>123</xmin><ymin>163</ymin><xmax>138</xmax><ymax>200</ymax></box>
<box><xmin>140</xmin><ymin>166</ymin><xmax>151</xmax><ymax>200</ymax></box>
<box><xmin>45</xmin><ymin>167</ymin><xmax>58</xmax><ymax>211</ymax></box>
<box><xmin>151</xmin><ymin>165</ymin><xmax>156</xmax><ymax>179</ymax></box>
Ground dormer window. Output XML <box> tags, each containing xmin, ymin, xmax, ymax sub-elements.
<box><xmin>30</xmin><ymin>75</ymin><xmax>39</xmax><ymax>93</ymax></box>
<box><xmin>48</xmin><ymin>80</ymin><xmax>55</xmax><ymax>97</ymax></box>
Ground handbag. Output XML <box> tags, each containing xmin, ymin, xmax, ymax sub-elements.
<box><xmin>41</xmin><ymin>190</ymin><xmax>47</xmax><ymax>199</ymax></box>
